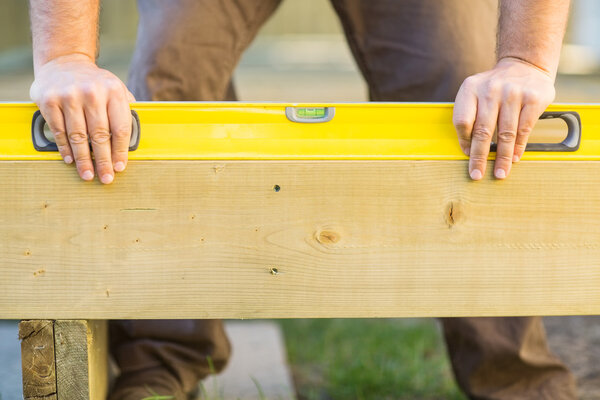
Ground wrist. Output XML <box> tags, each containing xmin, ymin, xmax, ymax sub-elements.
<box><xmin>496</xmin><ymin>56</ymin><xmax>556</xmax><ymax>81</ymax></box>
<box><xmin>34</xmin><ymin>52</ymin><xmax>96</xmax><ymax>75</ymax></box>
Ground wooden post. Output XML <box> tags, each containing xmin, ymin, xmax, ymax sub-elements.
<box><xmin>19</xmin><ymin>320</ymin><xmax>108</xmax><ymax>400</ymax></box>
<box><xmin>19</xmin><ymin>320</ymin><xmax>57</xmax><ymax>400</ymax></box>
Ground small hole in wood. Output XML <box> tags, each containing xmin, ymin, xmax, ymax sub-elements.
<box><xmin>273</xmin><ymin>185</ymin><xmax>281</xmax><ymax>192</ymax></box>
<box><xmin>269</xmin><ymin>267</ymin><xmax>279</xmax><ymax>275</ymax></box>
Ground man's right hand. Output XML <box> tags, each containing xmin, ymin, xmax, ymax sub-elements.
<box><xmin>30</xmin><ymin>54</ymin><xmax>135</xmax><ymax>184</ymax></box>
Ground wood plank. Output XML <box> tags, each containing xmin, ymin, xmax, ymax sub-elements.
<box><xmin>1</xmin><ymin>160</ymin><xmax>600</xmax><ymax>318</ymax></box>
<box><xmin>54</xmin><ymin>320</ymin><xmax>108</xmax><ymax>400</ymax></box>
<box><xmin>19</xmin><ymin>320</ymin><xmax>57</xmax><ymax>400</ymax></box>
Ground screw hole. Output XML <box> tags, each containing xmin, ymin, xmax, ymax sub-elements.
<box><xmin>273</xmin><ymin>185</ymin><xmax>281</xmax><ymax>192</ymax></box>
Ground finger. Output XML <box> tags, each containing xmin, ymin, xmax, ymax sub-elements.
<box><xmin>494</xmin><ymin>99</ymin><xmax>521</xmax><ymax>179</ymax></box>
<box><xmin>127</xmin><ymin>90</ymin><xmax>136</xmax><ymax>103</ymax></box>
<box><xmin>64</xmin><ymin>104</ymin><xmax>94</xmax><ymax>181</ymax></box>
<box><xmin>469</xmin><ymin>99</ymin><xmax>499</xmax><ymax>180</ymax></box>
<box><xmin>85</xmin><ymin>103</ymin><xmax>114</xmax><ymax>184</ymax></box>
<box><xmin>513</xmin><ymin>104</ymin><xmax>541</xmax><ymax>162</ymax></box>
<box><xmin>108</xmin><ymin>92</ymin><xmax>132</xmax><ymax>173</ymax></box>
<box><xmin>453</xmin><ymin>78</ymin><xmax>478</xmax><ymax>156</ymax></box>
<box><xmin>38</xmin><ymin>102</ymin><xmax>73</xmax><ymax>164</ymax></box>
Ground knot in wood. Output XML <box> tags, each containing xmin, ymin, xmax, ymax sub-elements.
<box><xmin>316</xmin><ymin>230</ymin><xmax>341</xmax><ymax>245</ymax></box>
<box><xmin>444</xmin><ymin>201</ymin><xmax>463</xmax><ymax>228</ymax></box>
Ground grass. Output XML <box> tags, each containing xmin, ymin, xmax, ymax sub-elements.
<box><xmin>278</xmin><ymin>318</ymin><xmax>466</xmax><ymax>400</ymax></box>
<box><xmin>141</xmin><ymin>386</ymin><xmax>174</xmax><ymax>400</ymax></box>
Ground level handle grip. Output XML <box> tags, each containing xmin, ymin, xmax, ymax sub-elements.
<box><xmin>490</xmin><ymin>111</ymin><xmax>581</xmax><ymax>153</ymax></box>
<box><xmin>31</xmin><ymin>110</ymin><xmax>141</xmax><ymax>152</ymax></box>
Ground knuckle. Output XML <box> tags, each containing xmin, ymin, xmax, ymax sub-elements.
<box><xmin>470</xmin><ymin>155</ymin><xmax>488</xmax><ymax>164</ymax></box>
<box><xmin>462</xmin><ymin>75</ymin><xmax>478</xmax><ymax>90</ymax></box>
<box><xmin>94</xmin><ymin>158</ymin><xmax>112</xmax><ymax>169</ymax></box>
<box><xmin>113</xmin><ymin>124</ymin><xmax>132</xmax><ymax>138</ymax></box>
<box><xmin>497</xmin><ymin>130</ymin><xmax>517</xmax><ymax>142</ymax></box>
<box><xmin>52</xmin><ymin>130</ymin><xmax>67</xmax><ymax>142</ymax></box>
<box><xmin>81</xmin><ymin>84</ymin><xmax>101</xmax><ymax>102</ymax></box>
<box><xmin>68</xmin><ymin>130</ymin><xmax>88</xmax><ymax>144</ymax></box>
<box><xmin>59</xmin><ymin>87</ymin><xmax>80</xmax><ymax>104</ymax></box>
<box><xmin>39</xmin><ymin>94</ymin><xmax>60</xmax><ymax>109</ymax></box>
<box><xmin>57</xmin><ymin>143</ymin><xmax>71</xmax><ymax>153</ymax></box>
<box><xmin>484</xmin><ymin>80</ymin><xmax>502</xmax><ymax>98</ymax></box>
<box><xmin>503</xmin><ymin>85</ymin><xmax>521</xmax><ymax>101</ymax></box>
<box><xmin>515</xmin><ymin>135</ymin><xmax>530</xmax><ymax>146</ymax></box>
<box><xmin>522</xmin><ymin>89</ymin><xmax>541</xmax><ymax>104</ymax></box>
<box><xmin>90</xmin><ymin>130</ymin><xmax>111</xmax><ymax>145</ymax></box>
<box><xmin>518</xmin><ymin>125</ymin><xmax>533</xmax><ymax>136</ymax></box>
<box><xmin>74</xmin><ymin>153</ymin><xmax>91</xmax><ymax>164</ymax></box>
<box><xmin>495</xmin><ymin>154</ymin><xmax>513</xmax><ymax>163</ymax></box>
<box><xmin>453</xmin><ymin>118</ymin><xmax>473</xmax><ymax>133</ymax></box>
<box><xmin>472</xmin><ymin>126</ymin><xmax>494</xmax><ymax>141</ymax></box>
<box><xmin>514</xmin><ymin>143</ymin><xmax>527</xmax><ymax>151</ymax></box>
<box><xmin>112</xmin><ymin>148</ymin><xmax>129</xmax><ymax>159</ymax></box>
<box><xmin>107</xmin><ymin>80</ymin><xmax>124</xmax><ymax>94</ymax></box>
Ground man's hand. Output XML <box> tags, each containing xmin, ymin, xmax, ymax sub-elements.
<box><xmin>453</xmin><ymin>57</ymin><xmax>555</xmax><ymax>180</ymax></box>
<box><xmin>452</xmin><ymin>0</ymin><xmax>569</xmax><ymax>181</ymax></box>
<box><xmin>30</xmin><ymin>54</ymin><xmax>135</xmax><ymax>184</ymax></box>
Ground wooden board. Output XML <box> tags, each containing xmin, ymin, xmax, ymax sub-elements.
<box><xmin>1</xmin><ymin>160</ymin><xmax>600</xmax><ymax>318</ymax></box>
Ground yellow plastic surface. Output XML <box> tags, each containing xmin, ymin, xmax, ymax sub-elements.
<box><xmin>1</xmin><ymin>102</ymin><xmax>599</xmax><ymax>160</ymax></box>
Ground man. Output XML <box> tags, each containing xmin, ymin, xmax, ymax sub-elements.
<box><xmin>29</xmin><ymin>1</ymin><xmax>576</xmax><ymax>399</ymax></box>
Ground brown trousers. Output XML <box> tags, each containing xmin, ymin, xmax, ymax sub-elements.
<box><xmin>112</xmin><ymin>1</ymin><xmax>577</xmax><ymax>398</ymax></box>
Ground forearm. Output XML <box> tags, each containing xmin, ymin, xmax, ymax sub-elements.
<box><xmin>29</xmin><ymin>0</ymin><xmax>100</xmax><ymax>73</ymax></box>
<box><xmin>498</xmin><ymin>0</ymin><xmax>570</xmax><ymax>78</ymax></box>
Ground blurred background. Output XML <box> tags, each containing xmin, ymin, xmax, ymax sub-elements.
<box><xmin>1</xmin><ymin>1</ymin><xmax>600</xmax><ymax>399</ymax></box>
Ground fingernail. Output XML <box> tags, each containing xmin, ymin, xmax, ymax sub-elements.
<box><xmin>101</xmin><ymin>174</ymin><xmax>114</xmax><ymax>184</ymax></box>
<box><xmin>64</xmin><ymin>155</ymin><xmax>73</xmax><ymax>164</ymax></box>
<box><xmin>470</xmin><ymin>169</ymin><xmax>482</xmax><ymax>180</ymax></box>
<box><xmin>82</xmin><ymin>170</ymin><xmax>94</xmax><ymax>181</ymax></box>
<box><xmin>495</xmin><ymin>169</ymin><xmax>506</xmax><ymax>179</ymax></box>
<box><xmin>114</xmin><ymin>161</ymin><xmax>125</xmax><ymax>172</ymax></box>
<box><xmin>513</xmin><ymin>154</ymin><xmax>520</xmax><ymax>162</ymax></box>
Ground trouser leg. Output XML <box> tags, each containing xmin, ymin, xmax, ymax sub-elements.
<box><xmin>128</xmin><ymin>0</ymin><xmax>282</xmax><ymax>101</ymax></box>
<box><xmin>441</xmin><ymin>317</ymin><xmax>576</xmax><ymax>399</ymax></box>
<box><xmin>330</xmin><ymin>0</ymin><xmax>497</xmax><ymax>101</ymax></box>
<box><xmin>109</xmin><ymin>320</ymin><xmax>231</xmax><ymax>391</ymax></box>
<box><xmin>111</xmin><ymin>0</ymin><xmax>282</xmax><ymax>396</ymax></box>
<box><xmin>330</xmin><ymin>1</ymin><xmax>577</xmax><ymax>398</ymax></box>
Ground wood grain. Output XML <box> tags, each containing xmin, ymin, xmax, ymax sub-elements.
<box><xmin>2</xmin><ymin>160</ymin><xmax>600</xmax><ymax>318</ymax></box>
<box><xmin>19</xmin><ymin>320</ymin><xmax>57</xmax><ymax>400</ymax></box>
<box><xmin>55</xmin><ymin>320</ymin><xmax>108</xmax><ymax>400</ymax></box>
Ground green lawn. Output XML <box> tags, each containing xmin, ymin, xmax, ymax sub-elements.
<box><xmin>278</xmin><ymin>319</ymin><xmax>466</xmax><ymax>400</ymax></box>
